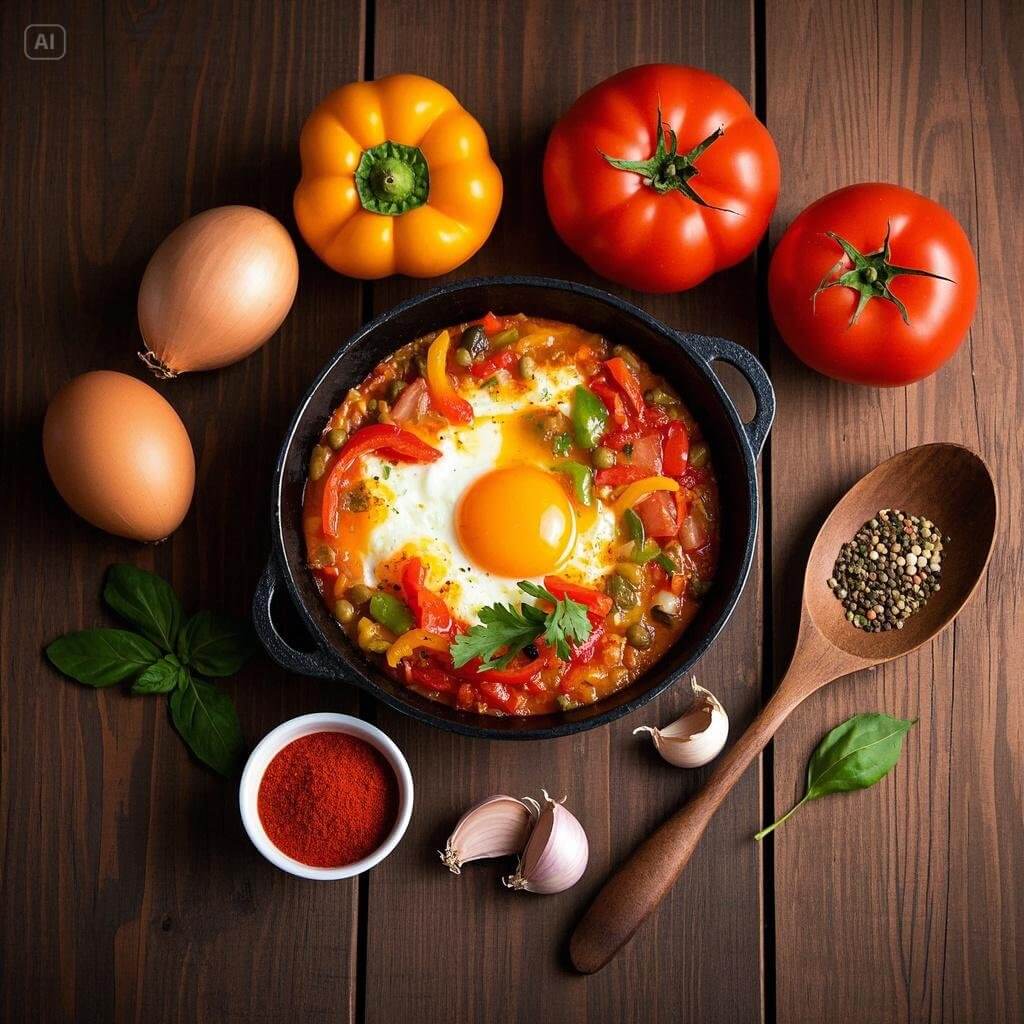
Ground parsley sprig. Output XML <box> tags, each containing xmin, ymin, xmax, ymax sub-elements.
<box><xmin>450</xmin><ymin>582</ymin><xmax>592</xmax><ymax>670</ymax></box>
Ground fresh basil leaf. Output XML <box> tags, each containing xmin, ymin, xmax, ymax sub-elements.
<box><xmin>756</xmin><ymin>712</ymin><xmax>915</xmax><ymax>840</ymax></box>
<box><xmin>169</xmin><ymin>675</ymin><xmax>244</xmax><ymax>776</ymax></box>
<box><xmin>103</xmin><ymin>564</ymin><xmax>183</xmax><ymax>652</ymax></box>
<box><xmin>177</xmin><ymin>611</ymin><xmax>255</xmax><ymax>677</ymax></box>
<box><xmin>132</xmin><ymin>654</ymin><xmax>184</xmax><ymax>694</ymax></box>
<box><xmin>46</xmin><ymin>629</ymin><xmax>161</xmax><ymax>687</ymax></box>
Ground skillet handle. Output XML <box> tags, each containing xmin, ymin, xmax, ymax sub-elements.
<box><xmin>253</xmin><ymin>555</ymin><xmax>336</xmax><ymax>680</ymax></box>
<box><xmin>687</xmin><ymin>335</ymin><xmax>775</xmax><ymax>458</ymax></box>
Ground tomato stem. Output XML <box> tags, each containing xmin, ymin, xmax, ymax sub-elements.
<box><xmin>600</xmin><ymin>107</ymin><xmax>734</xmax><ymax>212</ymax></box>
<box><xmin>813</xmin><ymin>223</ymin><xmax>955</xmax><ymax>326</ymax></box>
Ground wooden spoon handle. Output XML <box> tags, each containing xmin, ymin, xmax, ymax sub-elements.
<box><xmin>570</xmin><ymin>682</ymin><xmax>808</xmax><ymax>974</ymax></box>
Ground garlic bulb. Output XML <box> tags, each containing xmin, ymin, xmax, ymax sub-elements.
<box><xmin>633</xmin><ymin>677</ymin><xmax>728</xmax><ymax>768</ymax></box>
<box><xmin>439</xmin><ymin>795</ymin><xmax>536</xmax><ymax>874</ymax></box>
<box><xmin>503</xmin><ymin>791</ymin><xmax>589</xmax><ymax>894</ymax></box>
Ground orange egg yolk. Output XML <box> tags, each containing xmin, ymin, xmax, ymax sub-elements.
<box><xmin>456</xmin><ymin>466</ymin><xmax>577</xmax><ymax>577</ymax></box>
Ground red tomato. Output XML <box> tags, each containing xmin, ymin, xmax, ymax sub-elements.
<box><xmin>636</xmin><ymin>491</ymin><xmax>678</xmax><ymax>539</ymax></box>
<box><xmin>543</xmin><ymin>64</ymin><xmax>780</xmax><ymax>293</ymax></box>
<box><xmin>768</xmin><ymin>183</ymin><xmax>978</xmax><ymax>386</ymax></box>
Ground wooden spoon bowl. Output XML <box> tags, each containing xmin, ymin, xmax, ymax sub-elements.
<box><xmin>570</xmin><ymin>442</ymin><xmax>997</xmax><ymax>974</ymax></box>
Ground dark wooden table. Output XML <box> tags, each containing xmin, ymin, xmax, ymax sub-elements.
<box><xmin>3</xmin><ymin>1</ymin><xmax>1021</xmax><ymax>1021</ymax></box>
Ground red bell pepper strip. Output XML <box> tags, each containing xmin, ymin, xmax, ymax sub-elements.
<box><xmin>447</xmin><ymin>652</ymin><xmax>546</xmax><ymax>685</ymax></box>
<box><xmin>543</xmin><ymin>576</ymin><xmax>614</xmax><ymax>617</ymax></box>
<box><xmin>471</xmin><ymin>346</ymin><xmax>518</xmax><ymax>379</ymax></box>
<box><xmin>595</xmin><ymin>465</ymin><xmax>648</xmax><ymax>487</ymax></box>
<box><xmin>590</xmin><ymin>378</ymin><xmax>627</xmax><ymax>426</ymax></box>
<box><xmin>321</xmin><ymin>425</ymin><xmax>441</xmax><ymax>537</ymax></box>
<box><xmin>569</xmin><ymin>623</ymin><xmax>606</xmax><ymax>664</ymax></box>
<box><xmin>401</xmin><ymin>558</ymin><xmax>456</xmax><ymax>636</ymax></box>
<box><xmin>479</xmin><ymin>312</ymin><xmax>503</xmax><ymax>335</ymax></box>
<box><xmin>604</xmin><ymin>357</ymin><xmax>645</xmax><ymax>415</ymax></box>
<box><xmin>662</xmin><ymin>421</ymin><xmax>690</xmax><ymax>477</ymax></box>
<box><xmin>456</xmin><ymin>682</ymin><xmax>476</xmax><ymax>708</ymax></box>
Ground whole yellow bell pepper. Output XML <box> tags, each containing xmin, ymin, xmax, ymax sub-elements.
<box><xmin>294</xmin><ymin>74</ymin><xmax>503</xmax><ymax>279</ymax></box>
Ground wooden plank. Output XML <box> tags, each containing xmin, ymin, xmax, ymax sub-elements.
<box><xmin>765</xmin><ymin>1</ymin><xmax>1024</xmax><ymax>1021</ymax></box>
<box><xmin>0</xmin><ymin>2</ymin><xmax>365</xmax><ymax>1021</ymax></box>
<box><xmin>364</xmin><ymin>2</ymin><xmax>764</xmax><ymax>1022</ymax></box>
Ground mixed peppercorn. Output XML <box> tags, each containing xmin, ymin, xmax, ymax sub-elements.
<box><xmin>829</xmin><ymin>509</ymin><xmax>945</xmax><ymax>632</ymax></box>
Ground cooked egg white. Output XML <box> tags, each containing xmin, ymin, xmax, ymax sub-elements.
<box><xmin>351</xmin><ymin>361</ymin><xmax>618</xmax><ymax>623</ymax></box>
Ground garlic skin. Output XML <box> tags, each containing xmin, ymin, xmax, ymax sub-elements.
<box><xmin>634</xmin><ymin>678</ymin><xmax>729</xmax><ymax>768</ymax></box>
<box><xmin>440</xmin><ymin>795</ymin><xmax>535</xmax><ymax>874</ymax></box>
<box><xmin>503</xmin><ymin>791</ymin><xmax>589</xmax><ymax>894</ymax></box>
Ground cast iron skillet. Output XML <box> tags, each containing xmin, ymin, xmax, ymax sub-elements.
<box><xmin>254</xmin><ymin>276</ymin><xmax>774</xmax><ymax>739</ymax></box>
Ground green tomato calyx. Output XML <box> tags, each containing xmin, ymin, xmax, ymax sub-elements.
<box><xmin>601</xmin><ymin>107</ymin><xmax>735</xmax><ymax>213</ymax></box>
<box><xmin>813</xmin><ymin>224</ymin><xmax>954</xmax><ymax>326</ymax></box>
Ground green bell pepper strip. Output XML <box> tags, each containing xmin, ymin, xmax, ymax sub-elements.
<box><xmin>369</xmin><ymin>592</ymin><xmax>414</xmax><ymax>635</ymax></box>
<box><xmin>624</xmin><ymin>507</ymin><xmax>645</xmax><ymax>545</ymax></box>
<box><xmin>571</xmin><ymin>385</ymin><xmax>609</xmax><ymax>450</ymax></box>
<box><xmin>654</xmin><ymin>551</ymin><xmax>678</xmax><ymax>575</ymax></box>
<box><xmin>624</xmin><ymin>506</ymin><xmax>661</xmax><ymax>564</ymax></box>
<box><xmin>552</xmin><ymin>461</ymin><xmax>594</xmax><ymax>507</ymax></box>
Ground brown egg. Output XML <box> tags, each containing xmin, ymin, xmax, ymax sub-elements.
<box><xmin>43</xmin><ymin>371</ymin><xmax>196</xmax><ymax>541</ymax></box>
<box><xmin>138</xmin><ymin>205</ymin><xmax>299</xmax><ymax>377</ymax></box>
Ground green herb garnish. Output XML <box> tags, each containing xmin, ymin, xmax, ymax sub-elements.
<box><xmin>553</xmin><ymin>432</ymin><xmax>573</xmax><ymax>457</ymax></box>
<box><xmin>46</xmin><ymin>564</ymin><xmax>253</xmax><ymax>776</ymax></box>
<box><xmin>755</xmin><ymin>712</ymin><xmax>916</xmax><ymax>840</ymax></box>
<box><xmin>450</xmin><ymin>582</ymin><xmax>591</xmax><ymax>669</ymax></box>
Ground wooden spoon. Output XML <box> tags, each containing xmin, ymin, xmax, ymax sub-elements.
<box><xmin>570</xmin><ymin>442</ymin><xmax>997</xmax><ymax>974</ymax></box>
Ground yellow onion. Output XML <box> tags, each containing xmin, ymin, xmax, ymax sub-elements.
<box><xmin>138</xmin><ymin>206</ymin><xmax>298</xmax><ymax>377</ymax></box>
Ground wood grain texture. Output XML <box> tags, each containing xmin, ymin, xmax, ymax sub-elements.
<box><xmin>4</xmin><ymin>0</ymin><xmax>1021</xmax><ymax>1021</ymax></box>
<box><xmin>765</xmin><ymin>1</ymin><xmax>1024</xmax><ymax>1022</ymax></box>
<box><xmin>0</xmin><ymin>2</ymin><xmax>366</xmax><ymax>1021</ymax></box>
<box><xmin>363</xmin><ymin>2</ymin><xmax>764</xmax><ymax>1022</ymax></box>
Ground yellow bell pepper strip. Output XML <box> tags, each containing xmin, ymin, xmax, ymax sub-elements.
<box><xmin>294</xmin><ymin>74</ymin><xmax>503</xmax><ymax>280</ymax></box>
<box><xmin>426</xmin><ymin>330</ymin><xmax>473</xmax><ymax>424</ymax></box>
<box><xmin>613</xmin><ymin>475</ymin><xmax>680</xmax><ymax>515</ymax></box>
<box><xmin>386</xmin><ymin>628</ymin><xmax>451</xmax><ymax>669</ymax></box>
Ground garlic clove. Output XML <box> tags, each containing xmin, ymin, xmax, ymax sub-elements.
<box><xmin>503</xmin><ymin>790</ymin><xmax>589</xmax><ymax>894</ymax></box>
<box><xmin>633</xmin><ymin>677</ymin><xmax>729</xmax><ymax>768</ymax></box>
<box><xmin>440</xmin><ymin>795</ymin><xmax>536</xmax><ymax>874</ymax></box>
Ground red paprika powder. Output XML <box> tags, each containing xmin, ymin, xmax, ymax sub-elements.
<box><xmin>257</xmin><ymin>731</ymin><xmax>399</xmax><ymax>868</ymax></box>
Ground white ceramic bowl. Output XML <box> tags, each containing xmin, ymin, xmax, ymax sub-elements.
<box><xmin>239</xmin><ymin>712</ymin><xmax>414</xmax><ymax>880</ymax></box>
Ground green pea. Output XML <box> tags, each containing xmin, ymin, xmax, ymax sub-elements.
<box><xmin>326</xmin><ymin>428</ymin><xmax>348</xmax><ymax>451</ymax></box>
<box><xmin>346</xmin><ymin>584</ymin><xmax>374</xmax><ymax>606</ymax></box>
<box><xmin>592</xmin><ymin>446</ymin><xmax>617</xmax><ymax>469</ymax></box>
<box><xmin>387</xmin><ymin>379</ymin><xmax>407</xmax><ymax>402</ymax></box>
<box><xmin>308</xmin><ymin>444</ymin><xmax>331</xmax><ymax>481</ymax></box>
<box><xmin>454</xmin><ymin>347</ymin><xmax>473</xmax><ymax>368</ymax></box>
<box><xmin>690</xmin><ymin>442</ymin><xmax>710</xmax><ymax>469</ymax></box>
<box><xmin>333</xmin><ymin>599</ymin><xmax>356</xmax><ymax>624</ymax></box>
<box><xmin>518</xmin><ymin>355</ymin><xmax>536</xmax><ymax>381</ymax></box>
<box><xmin>626</xmin><ymin>621</ymin><xmax>653</xmax><ymax>650</ymax></box>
